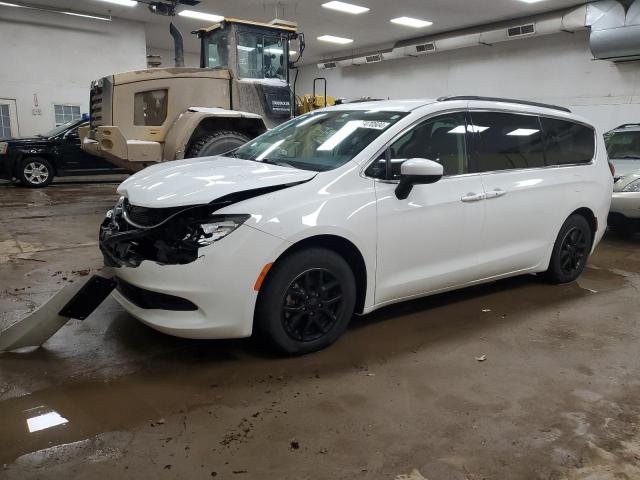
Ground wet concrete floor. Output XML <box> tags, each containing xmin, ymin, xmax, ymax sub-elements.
<box><xmin>0</xmin><ymin>180</ymin><xmax>639</xmax><ymax>479</ymax></box>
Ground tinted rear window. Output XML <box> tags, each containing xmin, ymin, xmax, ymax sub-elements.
<box><xmin>470</xmin><ymin>112</ymin><xmax>545</xmax><ymax>173</ymax></box>
<box><xmin>541</xmin><ymin>118</ymin><xmax>595</xmax><ymax>165</ymax></box>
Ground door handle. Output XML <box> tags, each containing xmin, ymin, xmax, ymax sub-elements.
<box><xmin>485</xmin><ymin>188</ymin><xmax>508</xmax><ymax>199</ymax></box>
<box><xmin>461</xmin><ymin>192</ymin><xmax>486</xmax><ymax>203</ymax></box>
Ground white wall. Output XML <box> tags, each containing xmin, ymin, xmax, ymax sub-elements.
<box><xmin>298</xmin><ymin>31</ymin><xmax>640</xmax><ymax>133</ymax></box>
<box><xmin>0</xmin><ymin>8</ymin><xmax>147</xmax><ymax>136</ymax></box>
<box><xmin>146</xmin><ymin>47</ymin><xmax>201</xmax><ymax>68</ymax></box>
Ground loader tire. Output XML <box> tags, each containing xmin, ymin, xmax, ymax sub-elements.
<box><xmin>185</xmin><ymin>130</ymin><xmax>250</xmax><ymax>158</ymax></box>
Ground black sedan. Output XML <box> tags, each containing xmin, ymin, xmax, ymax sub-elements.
<box><xmin>0</xmin><ymin>119</ymin><xmax>128</xmax><ymax>187</ymax></box>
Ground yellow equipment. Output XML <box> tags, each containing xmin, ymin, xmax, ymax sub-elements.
<box><xmin>296</xmin><ymin>77</ymin><xmax>336</xmax><ymax>115</ymax></box>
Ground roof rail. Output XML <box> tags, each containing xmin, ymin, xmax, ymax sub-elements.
<box><xmin>614</xmin><ymin>123</ymin><xmax>640</xmax><ymax>130</ymax></box>
<box><xmin>437</xmin><ymin>96</ymin><xmax>572</xmax><ymax>113</ymax></box>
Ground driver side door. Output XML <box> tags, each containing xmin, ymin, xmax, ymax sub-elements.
<box><xmin>371</xmin><ymin>111</ymin><xmax>486</xmax><ymax>305</ymax></box>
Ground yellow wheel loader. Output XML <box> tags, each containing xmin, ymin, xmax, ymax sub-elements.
<box><xmin>80</xmin><ymin>18</ymin><xmax>304</xmax><ymax>172</ymax></box>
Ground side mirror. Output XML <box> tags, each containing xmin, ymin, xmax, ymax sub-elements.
<box><xmin>395</xmin><ymin>158</ymin><xmax>444</xmax><ymax>200</ymax></box>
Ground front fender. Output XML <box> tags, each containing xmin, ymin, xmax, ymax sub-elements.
<box><xmin>164</xmin><ymin>108</ymin><xmax>267</xmax><ymax>161</ymax></box>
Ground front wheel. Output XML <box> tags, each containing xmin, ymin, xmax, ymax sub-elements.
<box><xmin>19</xmin><ymin>157</ymin><xmax>54</xmax><ymax>188</ymax></box>
<box><xmin>255</xmin><ymin>248</ymin><xmax>356</xmax><ymax>355</ymax></box>
<box><xmin>543</xmin><ymin>214</ymin><xmax>593</xmax><ymax>284</ymax></box>
<box><xmin>185</xmin><ymin>130</ymin><xmax>250</xmax><ymax>158</ymax></box>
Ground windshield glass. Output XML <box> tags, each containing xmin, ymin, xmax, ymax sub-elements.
<box><xmin>233</xmin><ymin>110</ymin><xmax>408</xmax><ymax>172</ymax></box>
<box><xmin>605</xmin><ymin>130</ymin><xmax>640</xmax><ymax>159</ymax></box>
<box><xmin>42</xmin><ymin>120</ymin><xmax>79</xmax><ymax>138</ymax></box>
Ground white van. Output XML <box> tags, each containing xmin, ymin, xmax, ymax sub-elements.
<box><xmin>99</xmin><ymin>96</ymin><xmax>613</xmax><ymax>354</ymax></box>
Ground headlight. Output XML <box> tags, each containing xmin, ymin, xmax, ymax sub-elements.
<box><xmin>0</xmin><ymin>142</ymin><xmax>8</xmax><ymax>155</ymax></box>
<box><xmin>106</xmin><ymin>196</ymin><xmax>125</xmax><ymax>219</ymax></box>
<box><xmin>195</xmin><ymin>214</ymin><xmax>250</xmax><ymax>246</ymax></box>
<box><xmin>622</xmin><ymin>179</ymin><xmax>640</xmax><ymax>193</ymax></box>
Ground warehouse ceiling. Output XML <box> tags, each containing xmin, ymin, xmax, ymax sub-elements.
<box><xmin>9</xmin><ymin>0</ymin><xmax>589</xmax><ymax>63</ymax></box>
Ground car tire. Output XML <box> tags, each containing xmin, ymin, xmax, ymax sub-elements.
<box><xmin>185</xmin><ymin>130</ymin><xmax>250</xmax><ymax>158</ymax></box>
<box><xmin>255</xmin><ymin>248</ymin><xmax>357</xmax><ymax>355</ymax></box>
<box><xmin>18</xmin><ymin>157</ymin><xmax>54</xmax><ymax>188</ymax></box>
<box><xmin>542</xmin><ymin>214</ymin><xmax>593</xmax><ymax>284</ymax></box>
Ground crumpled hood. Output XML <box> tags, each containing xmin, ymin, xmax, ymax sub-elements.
<box><xmin>117</xmin><ymin>157</ymin><xmax>317</xmax><ymax>208</ymax></box>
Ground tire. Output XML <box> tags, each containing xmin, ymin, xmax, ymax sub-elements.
<box><xmin>256</xmin><ymin>248</ymin><xmax>357</xmax><ymax>355</ymax></box>
<box><xmin>18</xmin><ymin>157</ymin><xmax>54</xmax><ymax>188</ymax></box>
<box><xmin>185</xmin><ymin>130</ymin><xmax>250</xmax><ymax>158</ymax></box>
<box><xmin>542</xmin><ymin>214</ymin><xmax>593</xmax><ymax>284</ymax></box>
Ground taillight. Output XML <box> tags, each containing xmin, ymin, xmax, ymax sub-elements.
<box><xmin>608</xmin><ymin>161</ymin><xmax>615</xmax><ymax>177</ymax></box>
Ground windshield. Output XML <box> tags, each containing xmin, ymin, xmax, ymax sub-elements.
<box><xmin>605</xmin><ymin>130</ymin><xmax>640</xmax><ymax>159</ymax></box>
<box><xmin>42</xmin><ymin>120</ymin><xmax>79</xmax><ymax>138</ymax></box>
<box><xmin>233</xmin><ymin>110</ymin><xmax>408</xmax><ymax>171</ymax></box>
<box><xmin>203</xmin><ymin>29</ymin><xmax>229</xmax><ymax>69</ymax></box>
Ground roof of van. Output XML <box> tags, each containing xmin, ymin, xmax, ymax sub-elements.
<box><xmin>323</xmin><ymin>97</ymin><xmax>589</xmax><ymax>124</ymax></box>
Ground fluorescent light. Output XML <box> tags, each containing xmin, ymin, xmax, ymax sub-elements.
<box><xmin>322</xmin><ymin>1</ymin><xmax>369</xmax><ymax>14</ymax></box>
<box><xmin>27</xmin><ymin>411</ymin><xmax>68</xmax><ymax>433</ymax></box>
<box><xmin>519</xmin><ymin>0</ymin><xmax>545</xmax><ymax>3</ymax></box>
<box><xmin>318</xmin><ymin>35</ymin><xmax>354</xmax><ymax>44</ymax></box>
<box><xmin>0</xmin><ymin>2</ymin><xmax>21</xmax><ymax>6</ymax></box>
<box><xmin>178</xmin><ymin>10</ymin><xmax>224</xmax><ymax>22</ymax></box>
<box><xmin>63</xmin><ymin>11</ymin><xmax>110</xmax><ymax>21</ymax></box>
<box><xmin>507</xmin><ymin>128</ymin><xmax>540</xmax><ymax>136</ymax></box>
<box><xmin>237</xmin><ymin>45</ymin><xmax>255</xmax><ymax>52</ymax></box>
<box><xmin>95</xmin><ymin>0</ymin><xmax>137</xmax><ymax>6</ymax></box>
<box><xmin>390</xmin><ymin>16</ymin><xmax>433</xmax><ymax>28</ymax></box>
<box><xmin>290</xmin><ymin>50</ymin><xmax>297</xmax><ymax>55</ymax></box>
<box><xmin>257</xmin><ymin>139</ymin><xmax>285</xmax><ymax>161</ymax></box>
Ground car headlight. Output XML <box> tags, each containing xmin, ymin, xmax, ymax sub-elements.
<box><xmin>196</xmin><ymin>214</ymin><xmax>250</xmax><ymax>246</ymax></box>
<box><xmin>106</xmin><ymin>196</ymin><xmax>125</xmax><ymax>219</ymax></box>
<box><xmin>0</xmin><ymin>142</ymin><xmax>8</xmax><ymax>155</ymax></box>
<box><xmin>622</xmin><ymin>179</ymin><xmax>640</xmax><ymax>193</ymax></box>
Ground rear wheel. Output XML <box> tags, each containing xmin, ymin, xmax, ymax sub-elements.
<box><xmin>256</xmin><ymin>248</ymin><xmax>356</xmax><ymax>355</ymax></box>
<box><xmin>19</xmin><ymin>157</ymin><xmax>54</xmax><ymax>188</ymax></box>
<box><xmin>543</xmin><ymin>214</ymin><xmax>592</xmax><ymax>284</ymax></box>
<box><xmin>185</xmin><ymin>130</ymin><xmax>249</xmax><ymax>158</ymax></box>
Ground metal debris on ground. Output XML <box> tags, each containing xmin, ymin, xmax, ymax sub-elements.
<box><xmin>475</xmin><ymin>354</ymin><xmax>488</xmax><ymax>362</ymax></box>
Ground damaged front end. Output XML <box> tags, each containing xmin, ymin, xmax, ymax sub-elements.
<box><xmin>100</xmin><ymin>197</ymin><xmax>249</xmax><ymax>268</ymax></box>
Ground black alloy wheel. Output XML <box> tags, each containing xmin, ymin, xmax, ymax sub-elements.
<box><xmin>543</xmin><ymin>214</ymin><xmax>592</xmax><ymax>284</ymax></box>
<box><xmin>558</xmin><ymin>227</ymin><xmax>589</xmax><ymax>277</ymax></box>
<box><xmin>255</xmin><ymin>247</ymin><xmax>356</xmax><ymax>355</ymax></box>
<box><xmin>281</xmin><ymin>268</ymin><xmax>344</xmax><ymax>342</ymax></box>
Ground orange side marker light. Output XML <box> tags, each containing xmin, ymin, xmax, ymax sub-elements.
<box><xmin>254</xmin><ymin>263</ymin><xmax>274</xmax><ymax>291</ymax></box>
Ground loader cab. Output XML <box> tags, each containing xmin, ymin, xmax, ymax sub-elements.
<box><xmin>197</xmin><ymin>19</ymin><xmax>298</xmax><ymax>124</ymax></box>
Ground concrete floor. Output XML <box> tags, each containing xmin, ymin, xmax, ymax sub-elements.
<box><xmin>1</xmin><ymin>180</ymin><xmax>639</xmax><ymax>480</ymax></box>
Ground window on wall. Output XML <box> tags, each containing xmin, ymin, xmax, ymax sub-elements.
<box><xmin>54</xmin><ymin>104</ymin><xmax>81</xmax><ymax>127</ymax></box>
<box><xmin>0</xmin><ymin>104</ymin><xmax>11</xmax><ymax>139</ymax></box>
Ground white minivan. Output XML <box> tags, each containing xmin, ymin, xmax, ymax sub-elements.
<box><xmin>100</xmin><ymin>97</ymin><xmax>613</xmax><ymax>354</ymax></box>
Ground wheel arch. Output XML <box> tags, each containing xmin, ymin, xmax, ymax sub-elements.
<box><xmin>570</xmin><ymin>207</ymin><xmax>597</xmax><ymax>245</ymax></box>
<box><xmin>263</xmin><ymin>234</ymin><xmax>368</xmax><ymax>315</ymax></box>
<box><xmin>164</xmin><ymin>110</ymin><xmax>268</xmax><ymax>161</ymax></box>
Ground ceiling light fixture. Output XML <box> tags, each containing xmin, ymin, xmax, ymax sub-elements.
<box><xmin>95</xmin><ymin>0</ymin><xmax>138</xmax><ymax>6</ymax></box>
<box><xmin>0</xmin><ymin>0</ymin><xmax>111</xmax><ymax>20</ymax></box>
<box><xmin>322</xmin><ymin>1</ymin><xmax>369</xmax><ymax>15</ymax></box>
<box><xmin>519</xmin><ymin>0</ymin><xmax>545</xmax><ymax>3</ymax></box>
<box><xmin>318</xmin><ymin>35</ymin><xmax>354</xmax><ymax>44</ymax></box>
<box><xmin>390</xmin><ymin>16</ymin><xmax>433</xmax><ymax>28</ymax></box>
<box><xmin>178</xmin><ymin>10</ymin><xmax>224</xmax><ymax>22</ymax></box>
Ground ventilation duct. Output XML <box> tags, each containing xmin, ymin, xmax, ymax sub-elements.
<box><xmin>589</xmin><ymin>0</ymin><xmax>640</xmax><ymax>62</ymax></box>
<box><xmin>319</xmin><ymin>4</ymin><xmax>590</xmax><ymax>68</ymax></box>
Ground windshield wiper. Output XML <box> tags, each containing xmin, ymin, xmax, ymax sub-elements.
<box><xmin>259</xmin><ymin>158</ymin><xmax>296</xmax><ymax>169</ymax></box>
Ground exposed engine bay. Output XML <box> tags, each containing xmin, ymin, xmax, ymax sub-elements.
<box><xmin>99</xmin><ymin>184</ymin><xmax>304</xmax><ymax>268</ymax></box>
